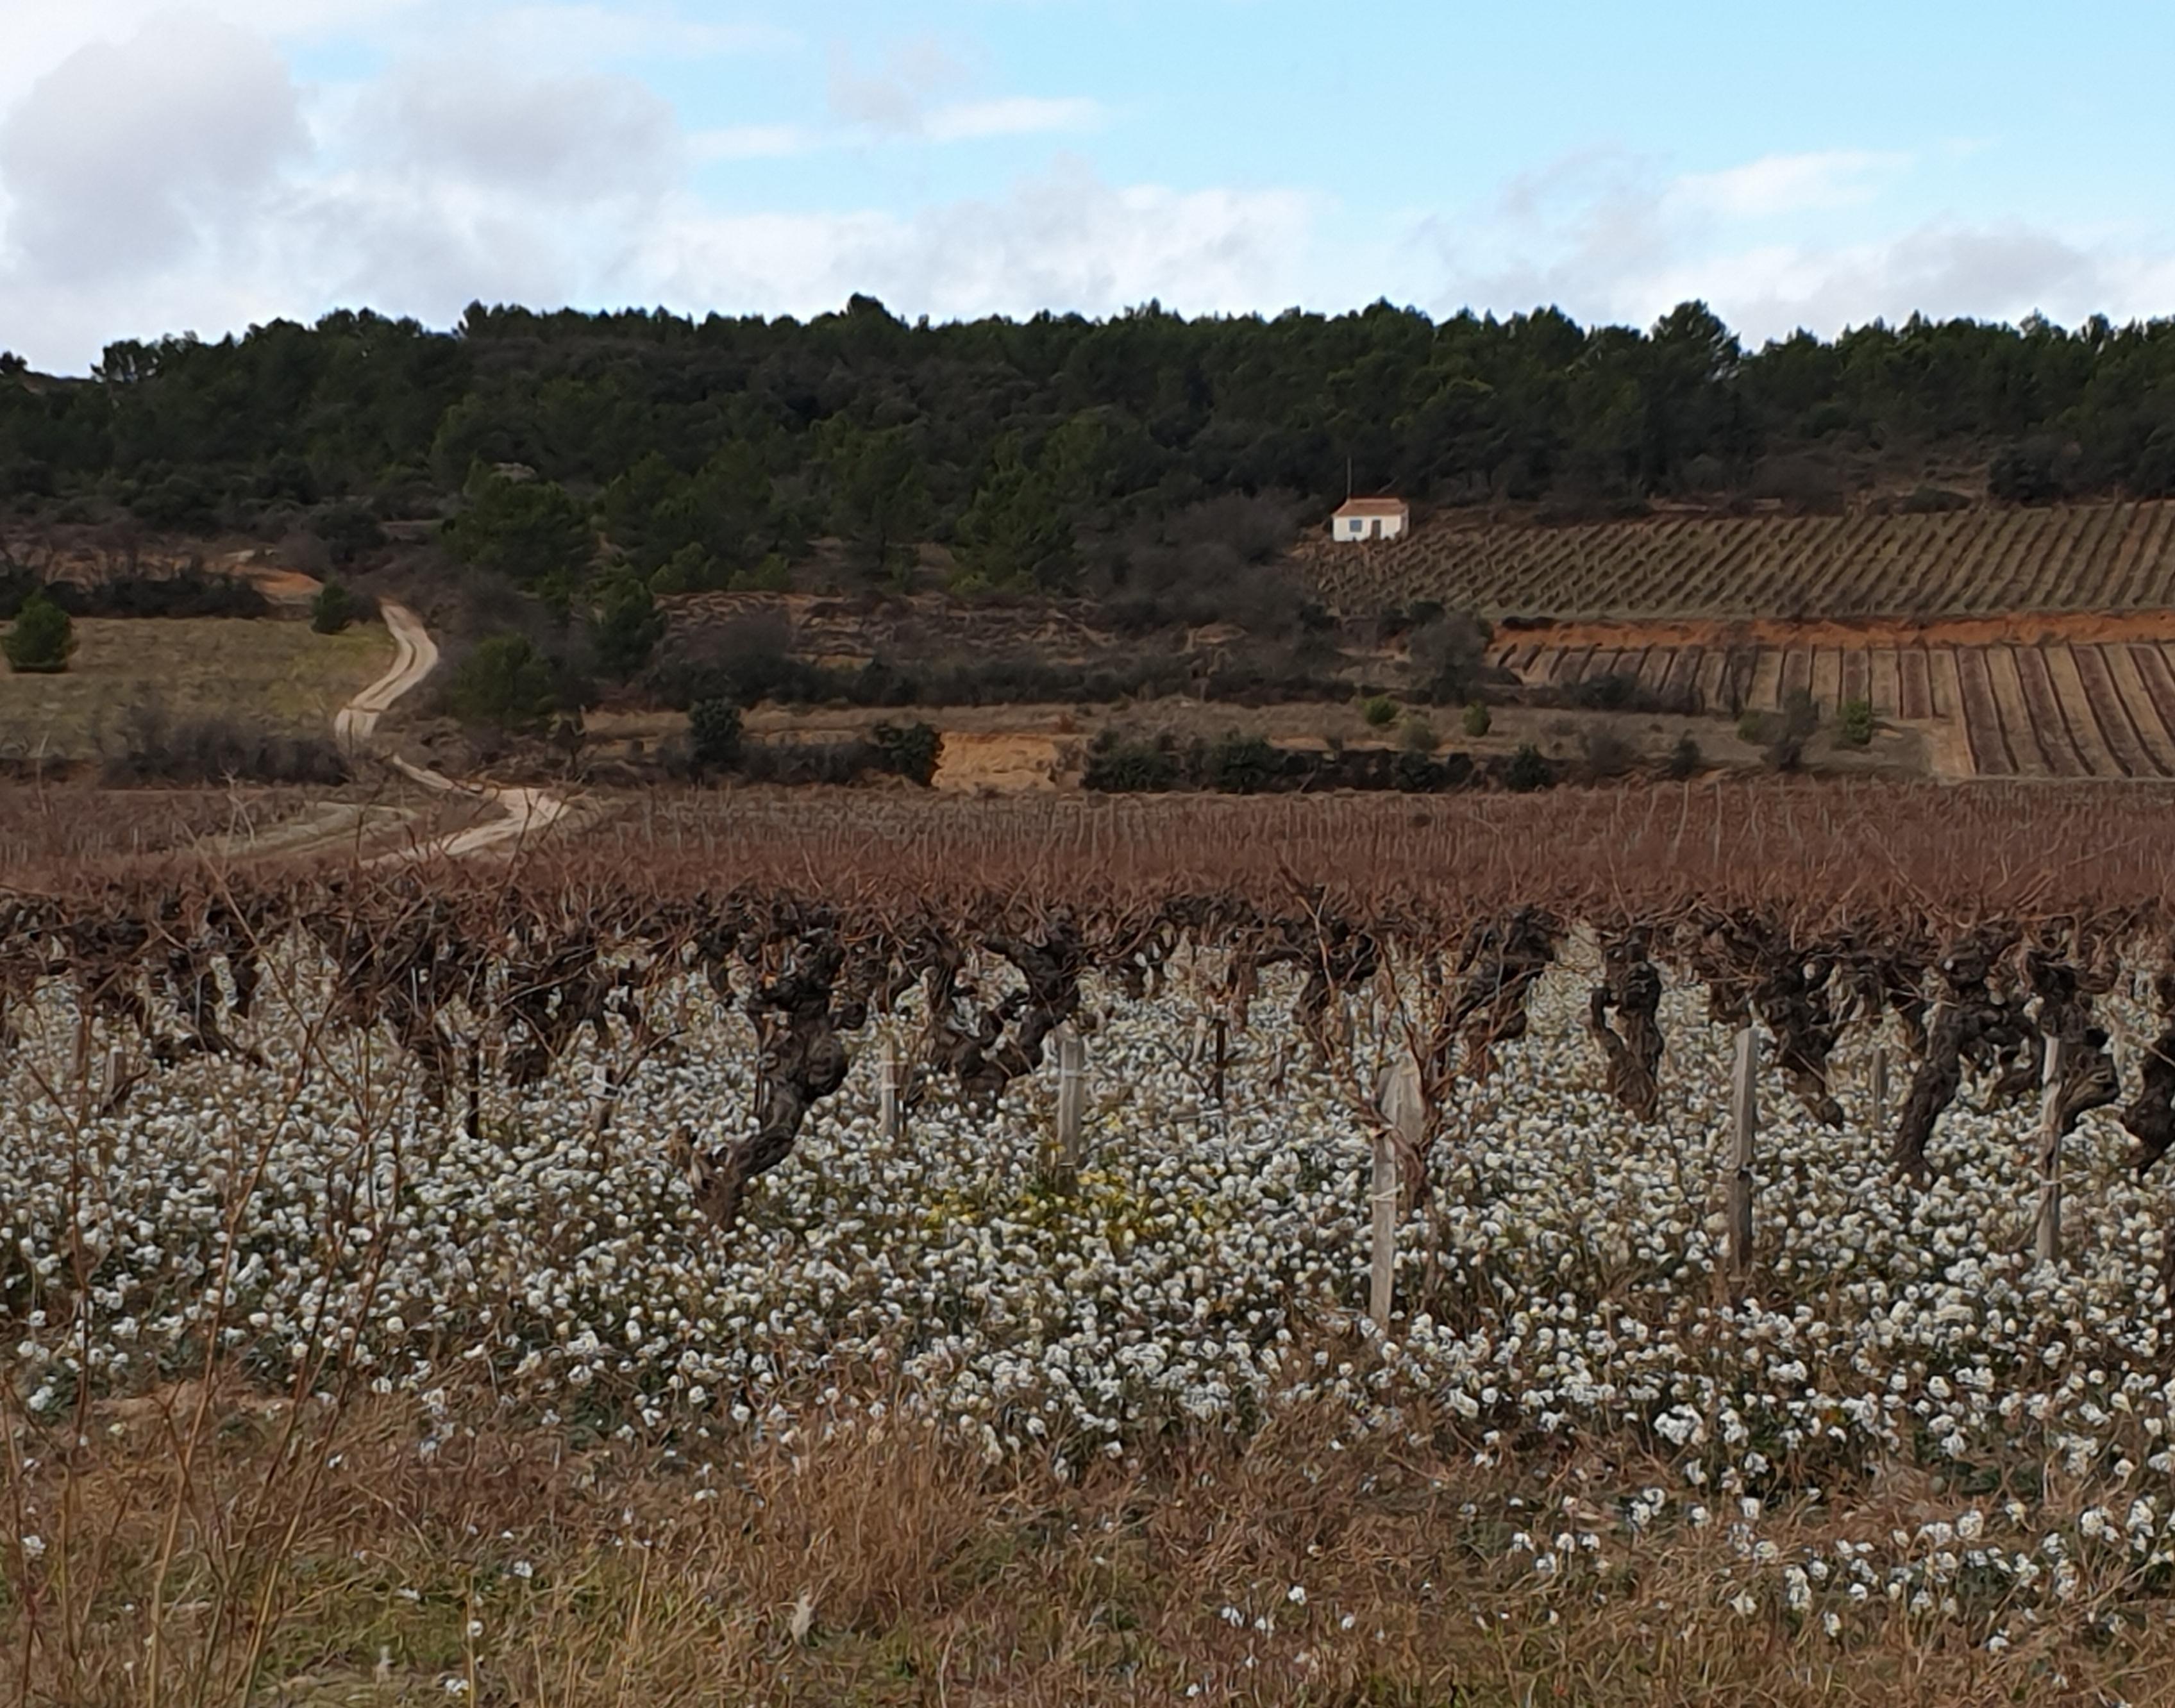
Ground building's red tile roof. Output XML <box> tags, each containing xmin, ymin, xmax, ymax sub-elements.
<box><xmin>1332</xmin><ymin>498</ymin><xmax>1409</xmax><ymax>517</ymax></box>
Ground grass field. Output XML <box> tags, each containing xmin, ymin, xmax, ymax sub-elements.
<box><xmin>1298</xmin><ymin>501</ymin><xmax>2175</xmax><ymax>621</ymax></box>
<box><xmin>0</xmin><ymin>617</ymin><xmax>392</xmax><ymax>761</ymax></box>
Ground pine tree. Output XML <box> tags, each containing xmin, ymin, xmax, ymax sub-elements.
<box><xmin>3</xmin><ymin>590</ymin><xmax>74</xmax><ymax>674</ymax></box>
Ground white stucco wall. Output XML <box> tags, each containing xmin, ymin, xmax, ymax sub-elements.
<box><xmin>1331</xmin><ymin>512</ymin><xmax>1407</xmax><ymax>541</ymax></box>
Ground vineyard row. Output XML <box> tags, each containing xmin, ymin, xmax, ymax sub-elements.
<box><xmin>15</xmin><ymin>782</ymin><xmax>2175</xmax><ymax>917</ymax></box>
<box><xmin>1495</xmin><ymin>638</ymin><xmax>2175</xmax><ymax>778</ymax></box>
<box><xmin>1300</xmin><ymin>501</ymin><xmax>2175</xmax><ymax>619</ymax></box>
<box><xmin>7</xmin><ymin>839</ymin><xmax>2175</xmax><ymax>1247</ymax></box>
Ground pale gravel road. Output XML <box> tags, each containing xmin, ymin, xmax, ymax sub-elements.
<box><xmin>331</xmin><ymin>599</ymin><xmax>569</xmax><ymax>861</ymax></box>
<box><xmin>333</xmin><ymin>600</ymin><xmax>439</xmax><ymax>751</ymax></box>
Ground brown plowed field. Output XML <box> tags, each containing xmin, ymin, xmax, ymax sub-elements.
<box><xmin>1300</xmin><ymin>501</ymin><xmax>2175</xmax><ymax>619</ymax></box>
<box><xmin>1493</xmin><ymin>614</ymin><xmax>2175</xmax><ymax>779</ymax></box>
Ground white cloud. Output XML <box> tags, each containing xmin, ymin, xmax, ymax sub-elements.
<box><xmin>645</xmin><ymin>158</ymin><xmax>1313</xmax><ymax>322</ymax></box>
<box><xmin>0</xmin><ymin>11</ymin><xmax>306</xmax><ymax>283</ymax></box>
<box><xmin>692</xmin><ymin>123</ymin><xmax>821</xmax><ymax>162</ymax></box>
<box><xmin>367</xmin><ymin>58</ymin><xmax>679</xmax><ymax>203</ymax></box>
<box><xmin>1649</xmin><ymin>222</ymin><xmax>2165</xmax><ymax>340</ymax></box>
<box><xmin>0</xmin><ymin>12</ymin><xmax>691</xmax><ymax>364</ymax></box>
<box><xmin>925</xmin><ymin>96</ymin><xmax>1104</xmax><ymax>142</ymax></box>
<box><xmin>433</xmin><ymin>4</ymin><xmax>790</xmax><ymax>62</ymax></box>
<box><xmin>1419</xmin><ymin>147</ymin><xmax>1677</xmax><ymax>323</ymax></box>
<box><xmin>820</xmin><ymin>37</ymin><xmax>1099</xmax><ymax>144</ymax></box>
<box><xmin>1407</xmin><ymin>144</ymin><xmax>2175</xmax><ymax>341</ymax></box>
<box><xmin>1672</xmin><ymin>149</ymin><xmax>1905</xmax><ymax>219</ymax></box>
<box><xmin>10</xmin><ymin>10</ymin><xmax>2167</xmax><ymax>379</ymax></box>
<box><xmin>826</xmin><ymin>37</ymin><xmax>966</xmax><ymax>135</ymax></box>
<box><xmin>0</xmin><ymin>15</ymin><xmax>1306</xmax><ymax>369</ymax></box>
<box><xmin>0</xmin><ymin>2</ymin><xmax>428</xmax><ymax>107</ymax></box>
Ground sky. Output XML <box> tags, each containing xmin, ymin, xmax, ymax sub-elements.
<box><xmin>1</xmin><ymin>0</ymin><xmax>2172</xmax><ymax>373</ymax></box>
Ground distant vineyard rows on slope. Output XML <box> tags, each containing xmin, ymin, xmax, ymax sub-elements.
<box><xmin>1495</xmin><ymin>633</ymin><xmax>2175</xmax><ymax>780</ymax></box>
<box><xmin>1300</xmin><ymin>502</ymin><xmax>2175</xmax><ymax>621</ymax></box>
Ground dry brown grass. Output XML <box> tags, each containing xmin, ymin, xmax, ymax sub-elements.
<box><xmin>4</xmin><ymin>1375</ymin><xmax>2175</xmax><ymax>1705</ymax></box>
<box><xmin>0</xmin><ymin>619</ymin><xmax>391</xmax><ymax>762</ymax></box>
<box><xmin>10</xmin><ymin>1380</ymin><xmax>2174</xmax><ymax>1707</ymax></box>
<box><xmin>0</xmin><ymin>785</ymin><xmax>351</xmax><ymax>873</ymax></box>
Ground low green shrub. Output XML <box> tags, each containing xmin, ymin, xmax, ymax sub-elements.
<box><xmin>1506</xmin><ymin>742</ymin><xmax>1554</xmax><ymax>792</ymax></box>
<box><xmin>3</xmin><ymin>590</ymin><xmax>72</xmax><ymax>673</ymax></box>
<box><xmin>688</xmin><ymin>698</ymin><xmax>744</xmax><ymax>771</ymax></box>
<box><xmin>1838</xmin><ymin>698</ymin><xmax>1876</xmax><ymax>747</ymax></box>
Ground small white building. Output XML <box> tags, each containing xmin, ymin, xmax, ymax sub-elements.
<box><xmin>1330</xmin><ymin>496</ymin><xmax>1409</xmax><ymax>543</ymax></box>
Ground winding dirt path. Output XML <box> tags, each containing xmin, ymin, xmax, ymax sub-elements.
<box><xmin>333</xmin><ymin>600</ymin><xmax>568</xmax><ymax>861</ymax></box>
<box><xmin>382</xmin><ymin>759</ymin><xmax>567</xmax><ymax>861</ymax></box>
<box><xmin>334</xmin><ymin>601</ymin><xmax>438</xmax><ymax>750</ymax></box>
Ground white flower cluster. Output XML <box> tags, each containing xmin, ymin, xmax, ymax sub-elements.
<box><xmin>6</xmin><ymin>942</ymin><xmax>2175</xmax><ymax>1646</ymax></box>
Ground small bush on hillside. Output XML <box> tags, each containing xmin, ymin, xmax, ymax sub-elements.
<box><xmin>1665</xmin><ymin>733</ymin><xmax>1703</xmax><ymax>779</ymax></box>
<box><xmin>1766</xmin><ymin>689</ymin><xmax>1821</xmax><ymax>771</ymax></box>
<box><xmin>310</xmin><ymin>578</ymin><xmax>358</xmax><ymax>635</ymax></box>
<box><xmin>733</xmin><ymin>554</ymin><xmax>793</xmax><ymax>593</ymax></box>
<box><xmin>1393</xmin><ymin>749</ymin><xmax>1440</xmax><ymax>793</ymax></box>
<box><xmin>1570</xmin><ymin>672</ymin><xmax>1640</xmax><ymax>712</ymax></box>
<box><xmin>1838</xmin><ymin>698</ymin><xmax>1876</xmax><ymax>747</ymax></box>
<box><xmin>1207</xmin><ymin>732</ymin><xmax>1280</xmax><ymax>794</ymax></box>
<box><xmin>448</xmin><ymin>633</ymin><xmax>559</xmax><ymax>733</ymax></box>
<box><xmin>592</xmin><ymin>575</ymin><xmax>666</xmax><ymax>681</ymax></box>
<box><xmin>1360</xmin><ymin>694</ymin><xmax>1398</xmax><ymax>728</ymax></box>
<box><xmin>106</xmin><ymin>699</ymin><xmax>347</xmax><ymax>786</ymax></box>
<box><xmin>1400</xmin><ymin>714</ymin><xmax>1436</xmax><ymax>754</ymax></box>
<box><xmin>1461</xmin><ymin>701</ymin><xmax>1492</xmax><ymax>739</ymax></box>
<box><xmin>1410</xmin><ymin>609</ymin><xmax>1495</xmax><ymax>704</ymax></box>
<box><xmin>1084</xmin><ymin>733</ymin><xmax>1180</xmax><ymax>793</ymax></box>
<box><xmin>688</xmin><ymin>698</ymin><xmax>743</xmax><ymax>772</ymax></box>
<box><xmin>25</xmin><ymin>569</ymin><xmax>270</xmax><ymax>621</ymax></box>
<box><xmin>734</xmin><ymin>739</ymin><xmax>879</xmax><ymax>787</ymax></box>
<box><xmin>127</xmin><ymin>471</ymin><xmax>221</xmax><ymax>533</ymax></box>
<box><xmin>1506</xmin><ymin>742</ymin><xmax>1554</xmax><ymax>792</ymax></box>
<box><xmin>1582</xmin><ymin>726</ymin><xmax>1636</xmax><ymax>778</ymax></box>
<box><xmin>312</xmin><ymin>501</ymin><xmax>386</xmax><ymax>566</ymax></box>
<box><xmin>870</xmin><ymin>721</ymin><xmax>942</xmax><ymax>785</ymax></box>
<box><xmin>1989</xmin><ymin>437</ymin><xmax>2078</xmax><ymax>507</ymax></box>
<box><xmin>4</xmin><ymin>590</ymin><xmax>74</xmax><ymax>673</ymax></box>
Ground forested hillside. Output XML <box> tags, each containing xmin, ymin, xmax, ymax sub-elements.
<box><xmin>5</xmin><ymin>299</ymin><xmax>2175</xmax><ymax>609</ymax></box>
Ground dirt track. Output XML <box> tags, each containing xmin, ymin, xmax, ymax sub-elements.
<box><xmin>333</xmin><ymin>601</ymin><xmax>569</xmax><ymax>861</ymax></box>
<box><xmin>334</xmin><ymin>601</ymin><xmax>438</xmax><ymax>751</ymax></box>
<box><xmin>231</xmin><ymin>596</ymin><xmax>570</xmax><ymax>861</ymax></box>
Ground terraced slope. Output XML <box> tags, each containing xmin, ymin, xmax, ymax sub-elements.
<box><xmin>1493</xmin><ymin>626</ymin><xmax>2175</xmax><ymax>779</ymax></box>
<box><xmin>1303</xmin><ymin>502</ymin><xmax>2175</xmax><ymax>619</ymax></box>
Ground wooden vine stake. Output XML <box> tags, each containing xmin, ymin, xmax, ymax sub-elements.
<box><xmin>1055</xmin><ymin>1027</ymin><xmax>1088</xmax><ymax>1172</ymax></box>
<box><xmin>2034</xmin><ymin>1033</ymin><xmax>2064</xmax><ymax>1267</ymax></box>
<box><xmin>879</xmin><ymin>1039</ymin><xmax>902</xmax><ymax>1141</ymax></box>
<box><xmin>1373</xmin><ymin>1056</ymin><xmax>1423</xmax><ymax>1330</ymax></box>
<box><xmin>1870</xmin><ymin>1043</ymin><xmax>1889</xmax><ymax>1134</ymax></box>
<box><xmin>1727</xmin><ymin>1026</ymin><xmax>1758</xmax><ymax>1278</ymax></box>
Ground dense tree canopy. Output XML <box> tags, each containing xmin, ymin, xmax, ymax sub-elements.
<box><xmin>6</xmin><ymin>297</ymin><xmax>2175</xmax><ymax>590</ymax></box>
